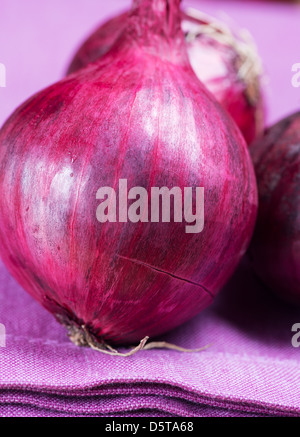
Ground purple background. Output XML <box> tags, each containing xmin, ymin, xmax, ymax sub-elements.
<box><xmin>0</xmin><ymin>0</ymin><xmax>300</xmax><ymax>417</ymax></box>
<box><xmin>0</xmin><ymin>0</ymin><xmax>300</xmax><ymax>128</ymax></box>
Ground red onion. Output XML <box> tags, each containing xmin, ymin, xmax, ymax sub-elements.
<box><xmin>249</xmin><ymin>112</ymin><xmax>300</xmax><ymax>304</ymax></box>
<box><xmin>0</xmin><ymin>0</ymin><xmax>257</xmax><ymax>348</ymax></box>
<box><xmin>67</xmin><ymin>7</ymin><xmax>265</xmax><ymax>144</ymax></box>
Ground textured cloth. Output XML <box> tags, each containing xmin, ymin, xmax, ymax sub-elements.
<box><xmin>1</xmin><ymin>0</ymin><xmax>300</xmax><ymax>418</ymax></box>
<box><xmin>0</xmin><ymin>257</ymin><xmax>300</xmax><ymax>417</ymax></box>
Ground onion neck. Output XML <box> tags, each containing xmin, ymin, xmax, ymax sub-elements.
<box><xmin>123</xmin><ymin>0</ymin><xmax>189</xmax><ymax>65</ymax></box>
<box><xmin>131</xmin><ymin>0</ymin><xmax>182</xmax><ymax>38</ymax></box>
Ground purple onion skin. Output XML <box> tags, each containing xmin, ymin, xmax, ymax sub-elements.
<box><xmin>67</xmin><ymin>10</ymin><xmax>264</xmax><ymax>145</ymax></box>
<box><xmin>0</xmin><ymin>0</ymin><xmax>257</xmax><ymax>345</ymax></box>
<box><xmin>249</xmin><ymin>112</ymin><xmax>300</xmax><ymax>304</ymax></box>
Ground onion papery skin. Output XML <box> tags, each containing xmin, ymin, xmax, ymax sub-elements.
<box><xmin>0</xmin><ymin>0</ymin><xmax>257</xmax><ymax>345</ymax></box>
<box><xmin>249</xmin><ymin>112</ymin><xmax>300</xmax><ymax>305</ymax></box>
<box><xmin>67</xmin><ymin>9</ymin><xmax>265</xmax><ymax>145</ymax></box>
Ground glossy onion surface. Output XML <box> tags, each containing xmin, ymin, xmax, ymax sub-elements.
<box><xmin>0</xmin><ymin>0</ymin><xmax>257</xmax><ymax>345</ymax></box>
<box><xmin>250</xmin><ymin>112</ymin><xmax>300</xmax><ymax>304</ymax></box>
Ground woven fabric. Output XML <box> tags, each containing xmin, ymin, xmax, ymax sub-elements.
<box><xmin>0</xmin><ymin>257</ymin><xmax>299</xmax><ymax>417</ymax></box>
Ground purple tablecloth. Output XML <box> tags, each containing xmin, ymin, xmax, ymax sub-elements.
<box><xmin>0</xmin><ymin>0</ymin><xmax>300</xmax><ymax>417</ymax></box>
<box><xmin>0</xmin><ymin>257</ymin><xmax>300</xmax><ymax>417</ymax></box>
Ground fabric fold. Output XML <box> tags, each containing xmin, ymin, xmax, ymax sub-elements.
<box><xmin>0</xmin><ymin>258</ymin><xmax>299</xmax><ymax>417</ymax></box>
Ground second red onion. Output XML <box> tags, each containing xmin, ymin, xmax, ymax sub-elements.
<box><xmin>249</xmin><ymin>112</ymin><xmax>300</xmax><ymax>305</ymax></box>
<box><xmin>67</xmin><ymin>8</ymin><xmax>265</xmax><ymax>144</ymax></box>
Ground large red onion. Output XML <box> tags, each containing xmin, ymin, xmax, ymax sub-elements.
<box><xmin>0</xmin><ymin>0</ymin><xmax>257</xmax><ymax>347</ymax></box>
<box><xmin>249</xmin><ymin>112</ymin><xmax>300</xmax><ymax>304</ymax></box>
<box><xmin>67</xmin><ymin>8</ymin><xmax>265</xmax><ymax>144</ymax></box>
